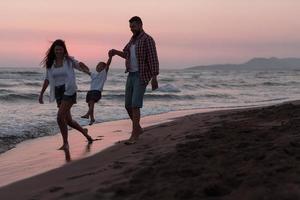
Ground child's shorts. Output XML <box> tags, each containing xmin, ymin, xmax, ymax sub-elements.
<box><xmin>86</xmin><ymin>90</ymin><xmax>102</xmax><ymax>103</ymax></box>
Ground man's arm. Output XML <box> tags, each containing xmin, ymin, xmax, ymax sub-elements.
<box><xmin>146</xmin><ymin>37</ymin><xmax>159</xmax><ymax>90</ymax></box>
<box><xmin>109</xmin><ymin>49</ymin><xmax>126</xmax><ymax>59</ymax></box>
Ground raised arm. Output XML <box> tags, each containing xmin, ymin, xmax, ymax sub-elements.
<box><xmin>105</xmin><ymin>56</ymin><xmax>113</xmax><ymax>72</ymax></box>
<box><xmin>109</xmin><ymin>49</ymin><xmax>126</xmax><ymax>59</ymax></box>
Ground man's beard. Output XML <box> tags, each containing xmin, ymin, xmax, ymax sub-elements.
<box><xmin>133</xmin><ymin>30</ymin><xmax>142</xmax><ymax>37</ymax></box>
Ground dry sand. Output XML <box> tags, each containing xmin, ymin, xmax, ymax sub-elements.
<box><xmin>1</xmin><ymin>101</ymin><xmax>300</xmax><ymax>200</ymax></box>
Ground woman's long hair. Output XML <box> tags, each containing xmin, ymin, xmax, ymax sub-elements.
<box><xmin>41</xmin><ymin>39</ymin><xmax>70</xmax><ymax>69</ymax></box>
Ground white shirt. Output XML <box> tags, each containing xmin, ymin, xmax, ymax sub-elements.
<box><xmin>45</xmin><ymin>57</ymin><xmax>81</xmax><ymax>102</ymax></box>
<box><xmin>129</xmin><ymin>44</ymin><xmax>139</xmax><ymax>72</ymax></box>
<box><xmin>90</xmin><ymin>70</ymin><xmax>107</xmax><ymax>91</ymax></box>
<box><xmin>50</xmin><ymin>64</ymin><xmax>68</xmax><ymax>86</ymax></box>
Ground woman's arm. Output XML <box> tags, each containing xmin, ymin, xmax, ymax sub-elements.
<box><xmin>79</xmin><ymin>62</ymin><xmax>91</xmax><ymax>75</ymax></box>
<box><xmin>39</xmin><ymin>79</ymin><xmax>49</xmax><ymax>104</ymax></box>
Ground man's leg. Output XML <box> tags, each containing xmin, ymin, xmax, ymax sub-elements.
<box><xmin>131</xmin><ymin>107</ymin><xmax>142</xmax><ymax>138</ymax></box>
<box><xmin>126</xmin><ymin>107</ymin><xmax>133</xmax><ymax>120</ymax></box>
<box><xmin>126</xmin><ymin>73</ymin><xmax>146</xmax><ymax>143</ymax></box>
<box><xmin>125</xmin><ymin>74</ymin><xmax>133</xmax><ymax>120</ymax></box>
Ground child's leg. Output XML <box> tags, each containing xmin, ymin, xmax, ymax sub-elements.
<box><xmin>81</xmin><ymin>102</ymin><xmax>91</xmax><ymax>119</ymax></box>
<box><xmin>89</xmin><ymin>101</ymin><xmax>96</xmax><ymax>125</ymax></box>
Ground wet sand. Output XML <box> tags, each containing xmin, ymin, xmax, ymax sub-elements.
<box><xmin>1</xmin><ymin>102</ymin><xmax>300</xmax><ymax>199</ymax></box>
<box><xmin>0</xmin><ymin>108</ymin><xmax>213</xmax><ymax>188</ymax></box>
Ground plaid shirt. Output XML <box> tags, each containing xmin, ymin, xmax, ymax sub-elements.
<box><xmin>123</xmin><ymin>31</ymin><xmax>159</xmax><ymax>85</ymax></box>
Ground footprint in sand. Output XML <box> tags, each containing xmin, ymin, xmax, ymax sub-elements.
<box><xmin>49</xmin><ymin>186</ymin><xmax>64</xmax><ymax>193</ymax></box>
<box><xmin>111</xmin><ymin>161</ymin><xmax>127</xmax><ymax>169</ymax></box>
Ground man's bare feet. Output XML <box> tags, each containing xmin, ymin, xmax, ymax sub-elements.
<box><xmin>124</xmin><ymin>139</ymin><xmax>137</xmax><ymax>145</ymax></box>
<box><xmin>124</xmin><ymin>130</ymin><xmax>140</xmax><ymax>145</ymax></box>
<box><xmin>138</xmin><ymin>126</ymin><xmax>143</xmax><ymax>135</ymax></box>
<box><xmin>58</xmin><ymin>143</ymin><xmax>69</xmax><ymax>150</ymax></box>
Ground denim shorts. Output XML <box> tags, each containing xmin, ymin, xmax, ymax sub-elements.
<box><xmin>55</xmin><ymin>85</ymin><xmax>77</xmax><ymax>107</ymax></box>
<box><xmin>125</xmin><ymin>72</ymin><xmax>146</xmax><ymax>108</ymax></box>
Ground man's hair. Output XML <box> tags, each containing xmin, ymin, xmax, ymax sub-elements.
<box><xmin>129</xmin><ymin>16</ymin><xmax>143</xmax><ymax>25</ymax></box>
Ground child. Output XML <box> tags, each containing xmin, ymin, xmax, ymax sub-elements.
<box><xmin>81</xmin><ymin>56</ymin><xmax>112</xmax><ymax>125</ymax></box>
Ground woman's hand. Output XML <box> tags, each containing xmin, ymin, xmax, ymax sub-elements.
<box><xmin>39</xmin><ymin>94</ymin><xmax>44</xmax><ymax>104</ymax></box>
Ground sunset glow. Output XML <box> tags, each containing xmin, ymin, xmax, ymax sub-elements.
<box><xmin>1</xmin><ymin>0</ymin><xmax>300</xmax><ymax>68</ymax></box>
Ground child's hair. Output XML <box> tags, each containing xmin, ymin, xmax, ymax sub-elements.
<box><xmin>98</xmin><ymin>62</ymin><xmax>106</xmax><ymax>66</ymax></box>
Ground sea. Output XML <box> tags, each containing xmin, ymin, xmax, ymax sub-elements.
<box><xmin>0</xmin><ymin>67</ymin><xmax>300</xmax><ymax>153</ymax></box>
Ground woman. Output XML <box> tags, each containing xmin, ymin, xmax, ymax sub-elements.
<box><xmin>39</xmin><ymin>39</ymin><xmax>93</xmax><ymax>150</ymax></box>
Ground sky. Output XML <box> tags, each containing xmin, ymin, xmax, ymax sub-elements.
<box><xmin>0</xmin><ymin>0</ymin><xmax>300</xmax><ymax>69</ymax></box>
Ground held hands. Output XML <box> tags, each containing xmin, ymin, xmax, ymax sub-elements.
<box><xmin>151</xmin><ymin>76</ymin><xmax>158</xmax><ymax>91</ymax></box>
<box><xmin>79</xmin><ymin>62</ymin><xmax>90</xmax><ymax>74</ymax></box>
<box><xmin>108</xmin><ymin>49</ymin><xmax>116</xmax><ymax>58</ymax></box>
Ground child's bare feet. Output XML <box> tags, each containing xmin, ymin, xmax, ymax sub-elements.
<box><xmin>89</xmin><ymin>119</ymin><xmax>95</xmax><ymax>126</ymax></box>
<box><xmin>81</xmin><ymin>115</ymin><xmax>89</xmax><ymax>119</ymax></box>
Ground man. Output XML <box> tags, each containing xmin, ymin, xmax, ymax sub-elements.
<box><xmin>109</xmin><ymin>16</ymin><xmax>159</xmax><ymax>144</ymax></box>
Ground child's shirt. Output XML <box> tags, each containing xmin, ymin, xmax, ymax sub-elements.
<box><xmin>90</xmin><ymin>70</ymin><xmax>107</xmax><ymax>91</ymax></box>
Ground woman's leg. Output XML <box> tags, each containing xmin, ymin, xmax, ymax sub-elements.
<box><xmin>57</xmin><ymin>101</ymin><xmax>73</xmax><ymax>150</ymax></box>
<box><xmin>65</xmin><ymin>107</ymin><xmax>93</xmax><ymax>143</ymax></box>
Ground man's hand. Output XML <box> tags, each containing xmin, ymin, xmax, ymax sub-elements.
<box><xmin>151</xmin><ymin>76</ymin><xmax>158</xmax><ymax>91</ymax></box>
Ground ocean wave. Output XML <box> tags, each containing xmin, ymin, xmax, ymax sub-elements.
<box><xmin>0</xmin><ymin>89</ymin><xmax>12</xmax><ymax>94</ymax></box>
<box><xmin>102</xmin><ymin>93</ymin><xmax>196</xmax><ymax>100</ymax></box>
<box><xmin>262</xmin><ymin>82</ymin><xmax>288</xmax><ymax>86</ymax></box>
<box><xmin>0</xmin><ymin>71</ymin><xmax>41</xmax><ymax>75</ymax></box>
<box><xmin>156</xmin><ymin>84</ymin><xmax>181</xmax><ymax>93</ymax></box>
<box><xmin>23</xmin><ymin>82</ymin><xmax>41</xmax><ymax>87</ymax></box>
<box><xmin>0</xmin><ymin>93</ymin><xmax>39</xmax><ymax>102</ymax></box>
<box><xmin>245</xmin><ymin>97</ymin><xmax>289</xmax><ymax>104</ymax></box>
<box><xmin>0</xmin><ymin>122</ymin><xmax>57</xmax><ymax>154</ymax></box>
<box><xmin>0</xmin><ymin>82</ymin><xmax>19</xmax><ymax>87</ymax></box>
<box><xmin>201</xmin><ymin>93</ymin><xmax>235</xmax><ymax>99</ymax></box>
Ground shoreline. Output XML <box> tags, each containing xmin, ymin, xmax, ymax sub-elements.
<box><xmin>0</xmin><ymin>107</ymin><xmax>223</xmax><ymax>188</ymax></box>
<box><xmin>1</xmin><ymin>100</ymin><xmax>300</xmax><ymax>199</ymax></box>
<box><xmin>0</xmin><ymin>101</ymin><xmax>280</xmax><ymax>155</ymax></box>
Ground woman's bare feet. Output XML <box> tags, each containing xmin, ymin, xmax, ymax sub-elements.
<box><xmin>83</xmin><ymin>128</ymin><xmax>94</xmax><ymax>144</ymax></box>
<box><xmin>58</xmin><ymin>143</ymin><xmax>69</xmax><ymax>150</ymax></box>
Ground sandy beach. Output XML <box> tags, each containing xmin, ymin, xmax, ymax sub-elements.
<box><xmin>1</xmin><ymin>101</ymin><xmax>300</xmax><ymax>199</ymax></box>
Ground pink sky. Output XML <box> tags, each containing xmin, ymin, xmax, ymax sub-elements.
<box><xmin>0</xmin><ymin>0</ymin><xmax>300</xmax><ymax>68</ymax></box>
